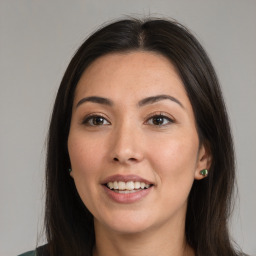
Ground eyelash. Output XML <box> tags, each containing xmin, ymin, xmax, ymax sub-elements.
<box><xmin>82</xmin><ymin>112</ymin><xmax>174</xmax><ymax>127</ymax></box>
<box><xmin>82</xmin><ymin>114</ymin><xmax>110</xmax><ymax>126</ymax></box>
<box><xmin>145</xmin><ymin>113</ymin><xmax>175</xmax><ymax>126</ymax></box>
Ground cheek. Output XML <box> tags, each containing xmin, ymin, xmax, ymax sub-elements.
<box><xmin>149</xmin><ymin>138</ymin><xmax>198</xmax><ymax>215</ymax></box>
<box><xmin>67</xmin><ymin>134</ymin><xmax>107</xmax><ymax>204</ymax></box>
<box><xmin>148</xmin><ymin>132</ymin><xmax>199</xmax><ymax>189</ymax></box>
<box><xmin>68</xmin><ymin>135</ymin><xmax>104</xmax><ymax>174</ymax></box>
<box><xmin>68</xmin><ymin>135</ymin><xmax>107</xmax><ymax>211</ymax></box>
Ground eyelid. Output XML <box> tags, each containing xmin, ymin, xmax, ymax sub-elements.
<box><xmin>144</xmin><ymin>111</ymin><xmax>175</xmax><ymax>125</ymax></box>
<box><xmin>81</xmin><ymin>113</ymin><xmax>111</xmax><ymax>126</ymax></box>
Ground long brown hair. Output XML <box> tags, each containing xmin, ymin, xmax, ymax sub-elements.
<box><xmin>44</xmin><ymin>18</ymin><xmax>242</xmax><ymax>255</ymax></box>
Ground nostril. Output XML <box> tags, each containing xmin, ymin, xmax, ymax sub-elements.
<box><xmin>112</xmin><ymin>156</ymin><xmax>139</xmax><ymax>163</ymax></box>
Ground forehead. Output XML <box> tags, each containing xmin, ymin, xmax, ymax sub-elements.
<box><xmin>74</xmin><ymin>51</ymin><xmax>189</xmax><ymax>106</ymax></box>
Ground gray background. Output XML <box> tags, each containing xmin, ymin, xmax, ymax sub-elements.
<box><xmin>1</xmin><ymin>0</ymin><xmax>255</xmax><ymax>255</ymax></box>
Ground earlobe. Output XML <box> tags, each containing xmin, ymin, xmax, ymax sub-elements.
<box><xmin>69</xmin><ymin>168</ymin><xmax>73</xmax><ymax>178</ymax></box>
<box><xmin>199</xmin><ymin>169</ymin><xmax>208</xmax><ymax>177</ymax></box>
<box><xmin>194</xmin><ymin>142</ymin><xmax>212</xmax><ymax>180</ymax></box>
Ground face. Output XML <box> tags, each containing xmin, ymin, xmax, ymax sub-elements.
<box><xmin>68</xmin><ymin>51</ymin><xmax>210</xmax><ymax>235</ymax></box>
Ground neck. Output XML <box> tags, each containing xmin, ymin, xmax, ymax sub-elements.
<box><xmin>93</xmin><ymin>218</ymin><xmax>194</xmax><ymax>256</ymax></box>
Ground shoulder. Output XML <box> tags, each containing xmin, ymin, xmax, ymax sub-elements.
<box><xmin>18</xmin><ymin>250</ymin><xmax>36</xmax><ymax>256</ymax></box>
<box><xmin>18</xmin><ymin>244</ymin><xmax>49</xmax><ymax>256</ymax></box>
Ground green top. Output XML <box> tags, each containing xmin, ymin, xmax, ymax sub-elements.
<box><xmin>18</xmin><ymin>244</ymin><xmax>48</xmax><ymax>256</ymax></box>
<box><xmin>18</xmin><ymin>250</ymin><xmax>36</xmax><ymax>256</ymax></box>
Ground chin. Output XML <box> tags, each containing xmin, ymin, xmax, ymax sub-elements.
<box><xmin>107</xmin><ymin>222</ymin><xmax>152</xmax><ymax>235</ymax></box>
<box><xmin>95</xmin><ymin>210</ymin><xmax>154</xmax><ymax>234</ymax></box>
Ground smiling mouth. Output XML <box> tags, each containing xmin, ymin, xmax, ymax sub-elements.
<box><xmin>105</xmin><ymin>181</ymin><xmax>153</xmax><ymax>194</ymax></box>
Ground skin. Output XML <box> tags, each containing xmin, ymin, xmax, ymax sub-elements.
<box><xmin>68</xmin><ymin>51</ymin><xmax>211</xmax><ymax>256</ymax></box>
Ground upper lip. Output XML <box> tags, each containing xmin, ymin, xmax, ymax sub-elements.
<box><xmin>101</xmin><ymin>174</ymin><xmax>153</xmax><ymax>185</ymax></box>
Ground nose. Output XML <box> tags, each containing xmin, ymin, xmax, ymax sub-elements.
<box><xmin>110</xmin><ymin>122</ymin><xmax>144</xmax><ymax>165</ymax></box>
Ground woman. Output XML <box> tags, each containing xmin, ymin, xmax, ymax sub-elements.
<box><xmin>20</xmin><ymin>18</ymin><xmax>244</xmax><ymax>256</ymax></box>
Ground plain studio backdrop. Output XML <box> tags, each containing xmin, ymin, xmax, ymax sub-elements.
<box><xmin>0</xmin><ymin>1</ymin><xmax>255</xmax><ymax>255</ymax></box>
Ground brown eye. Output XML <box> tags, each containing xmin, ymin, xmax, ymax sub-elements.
<box><xmin>83</xmin><ymin>115</ymin><xmax>110</xmax><ymax>126</ymax></box>
<box><xmin>152</xmin><ymin>116</ymin><xmax>164</xmax><ymax>125</ymax></box>
<box><xmin>147</xmin><ymin>115</ymin><xmax>174</xmax><ymax>126</ymax></box>
<box><xmin>92</xmin><ymin>116</ymin><xmax>104</xmax><ymax>125</ymax></box>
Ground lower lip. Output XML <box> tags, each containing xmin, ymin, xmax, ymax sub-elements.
<box><xmin>103</xmin><ymin>185</ymin><xmax>153</xmax><ymax>204</ymax></box>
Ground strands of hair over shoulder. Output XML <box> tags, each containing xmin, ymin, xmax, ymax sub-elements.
<box><xmin>44</xmin><ymin>18</ymin><xmax>243</xmax><ymax>256</ymax></box>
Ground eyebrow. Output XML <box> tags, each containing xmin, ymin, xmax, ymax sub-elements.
<box><xmin>76</xmin><ymin>94</ymin><xmax>184</xmax><ymax>109</ymax></box>
<box><xmin>138</xmin><ymin>94</ymin><xmax>184</xmax><ymax>108</ymax></box>
<box><xmin>76</xmin><ymin>96</ymin><xmax>113</xmax><ymax>108</ymax></box>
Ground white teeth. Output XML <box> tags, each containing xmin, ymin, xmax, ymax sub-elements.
<box><xmin>126</xmin><ymin>181</ymin><xmax>134</xmax><ymax>190</ymax></box>
<box><xmin>106</xmin><ymin>181</ymin><xmax>151</xmax><ymax>191</ymax></box>
<box><xmin>134</xmin><ymin>181</ymin><xmax>140</xmax><ymax>189</ymax></box>
<box><xmin>113</xmin><ymin>181</ymin><xmax>118</xmax><ymax>189</ymax></box>
<box><xmin>108</xmin><ymin>181</ymin><xmax>114</xmax><ymax>189</ymax></box>
<box><xmin>118</xmin><ymin>181</ymin><xmax>126</xmax><ymax>190</ymax></box>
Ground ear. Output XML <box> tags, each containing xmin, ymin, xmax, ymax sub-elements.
<box><xmin>69</xmin><ymin>168</ymin><xmax>74</xmax><ymax>178</ymax></box>
<box><xmin>194</xmin><ymin>141</ymin><xmax>212</xmax><ymax>180</ymax></box>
